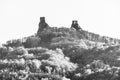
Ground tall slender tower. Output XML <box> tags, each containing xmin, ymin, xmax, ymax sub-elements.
<box><xmin>37</xmin><ymin>17</ymin><xmax>49</xmax><ymax>34</ymax></box>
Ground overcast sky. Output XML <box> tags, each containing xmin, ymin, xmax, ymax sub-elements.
<box><xmin>0</xmin><ymin>0</ymin><xmax>120</xmax><ymax>44</ymax></box>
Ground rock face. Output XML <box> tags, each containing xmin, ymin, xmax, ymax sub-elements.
<box><xmin>37</xmin><ymin>17</ymin><xmax>49</xmax><ymax>34</ymax></box>
<box><xmin>71</xmin><ymin>20</ymin><xmax>82</xmax><ymax>30</ymax></box>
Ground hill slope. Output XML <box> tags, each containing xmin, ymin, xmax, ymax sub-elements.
<box><xmin>1</xmin><ymin>27</ymin><xmax>120</xmax><ymax>80</ymax></box>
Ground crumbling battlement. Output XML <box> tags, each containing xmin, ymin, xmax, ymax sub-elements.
<box><xmin>37</xmin><ymin>17</ymin><xmax>49</xmax><ymax>34</ymax></box>
<box><xmin>71</xmin><ymin>20</ymin><xmax>82</xmax><ymax>30</ymax></box>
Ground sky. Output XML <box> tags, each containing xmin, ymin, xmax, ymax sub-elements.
<box><xmin>0</xmin><ymin>0</ymin><xmax>120</xmax><ymax>44</ymax></box>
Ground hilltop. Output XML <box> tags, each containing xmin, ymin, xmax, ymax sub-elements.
<box><xmin>1</xmin><ymin>17</ymin><xmax>120</xmax><ymax>80</ymax></box>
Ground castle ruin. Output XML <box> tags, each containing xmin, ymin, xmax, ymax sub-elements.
<box><xmin>37</xmin><ymin>17</ymin><xmax>49</xmax><ymax>34</ymax></box>
<box><xmin>71</xmin><ymin>20</ymin><xmax>82</xmax><ymax>30</ymax></box>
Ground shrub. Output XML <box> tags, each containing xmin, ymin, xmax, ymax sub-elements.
<box><xmin>5</xmin><ymin>39</ymin><xmax>23</xmax><ymax>47</ymax></box>
<box><xmin>38</xmin><ymin>29</ymin><xmax>57</xmax><ymax>43</ymax></box>
<box><xmin>27</xmin><ymin>47</ymin><xmax>48</xmax><ymax>55</ymax></box>
<box><xmin>0</xmin><ymin>47</ymin><xmax>8</xmax><ymax>58</ymax></box>
<box><xmin>11</xmin><ymin>47</ymin><xmax>28</xmax><ymax>55</ymax></box>
<box><xmin>41</xmin><ymin>49</ymin><xmax>78</xmax><ymax>75</ymax></box>
<box><xmin>24</xmin><ymin>36</ymin><xmax>41</xmax><ymax>48</ymax></box>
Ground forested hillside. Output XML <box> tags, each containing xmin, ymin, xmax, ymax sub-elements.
<box><xmin>1</xmin><ymin>23</ymin><xmax>120</xmax><ymax>80</ymax></box>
